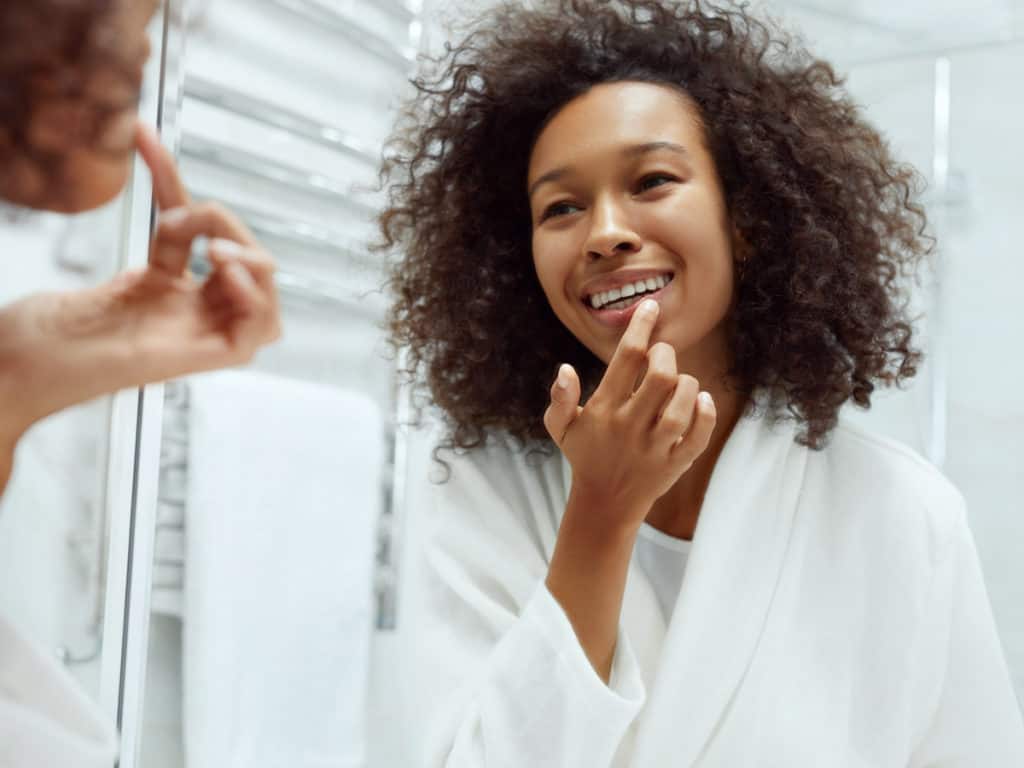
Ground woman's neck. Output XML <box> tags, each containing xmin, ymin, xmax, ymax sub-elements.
<box><xmin>644</xmin><ymin>383</ymin><xmax>746</xmax><ymax>540</ymax></box>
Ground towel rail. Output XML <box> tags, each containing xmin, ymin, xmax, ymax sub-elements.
<box><xmin>180</xmin><ymin>134</ymin><xmax>378</xmax><ymax>218</ymax></box>
<box><xmin>185</xmin><ymin>186</ymin><xmax>381</xmax><ymax>273</ymax></box>
<box><xmin>184</xmin><ymin>76</ymin><xmax>383</xmax><ymax>164</ymax></box>
<box><xmin>261</xmin><ymin>0</ymin><xmax>416</xmax><ymax>70</ymax></box>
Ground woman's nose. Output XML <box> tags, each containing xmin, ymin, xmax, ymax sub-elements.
<box><xmin>583</xmin><ymin>196</ymin><xmax>641</xmax><ymax>261</ymax></box>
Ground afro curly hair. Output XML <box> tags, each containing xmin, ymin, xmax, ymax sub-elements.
<box><xmin>376</xmin><ymin>0</ymin><xmax>932</xmax><ymax>452</ymax></box>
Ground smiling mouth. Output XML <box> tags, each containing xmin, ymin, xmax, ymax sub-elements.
<box><xmin>584</xmin><ymin>272</ymin><xmax>674</xmax><ymax>311</ymax></box>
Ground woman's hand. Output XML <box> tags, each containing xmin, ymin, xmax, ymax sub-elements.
<box><xmin>541</xmin><ymin>298</ymin><xmax>717</xmax><ymax>680</ymax></box>
<box><xmin>0</xmin><ymin>123</ymin><xmax>281</xmax><ymax>444</ymax></box>
<box><xmin>543</xmin><ymin>299</ymin><xmax>717</xmax><ymax>537</ymax></box>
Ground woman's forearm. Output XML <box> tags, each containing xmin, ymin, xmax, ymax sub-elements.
<box><xmin>545</xmin><ymin>485</ymin><xmax>642</xmax><ymax>683</ymax></box>
<box><xmin>0</xmin><ymin>288</ymin><xmax>135</xmax><ymax>498</ymax></box>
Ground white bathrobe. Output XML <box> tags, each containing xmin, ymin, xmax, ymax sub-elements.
<box><xmin>398</xmin><ymin>410</ymin><xmax>1024</xmax><ymax>767</ymax></box>
<box><xmin>0</xmin><ymin>617</ymin><xmax>118</xmax><ymax>767</ymax></box>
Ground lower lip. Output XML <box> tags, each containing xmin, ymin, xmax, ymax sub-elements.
<box><xmin>584</xmin><ymin>279</ymin><xmax>674</xmax><ymax>327</ymax></box>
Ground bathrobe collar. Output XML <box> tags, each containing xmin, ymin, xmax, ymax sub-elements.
<box><xmin>559</xmin><ymin>409</ymin><xmax>808</xmax><ymax>766</ymax></box>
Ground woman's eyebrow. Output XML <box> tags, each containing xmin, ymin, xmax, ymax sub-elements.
<box><xmin>528</xmin><ymin>167</ymin><xmax>571</xmax><ymax>198</ymax></box>
<box><xmin>528</xmin><ymin>141</ymin><xmax>690</xmax><ymax>197</ymax></box>
<box><xmin>625</xmin><ymin>141</ymin><xmax>689</xmax><ymax>159</ymax></box>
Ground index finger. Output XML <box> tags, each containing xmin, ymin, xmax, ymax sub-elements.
<box><xmin>593</xmin><ymin>298</ymin><xmax>660</xmax><ymax>402</ymax></box>
<box><xmin>135</xmin><ymin>121</ymin><xmax>190</xmax><ymax>211</ymax></box>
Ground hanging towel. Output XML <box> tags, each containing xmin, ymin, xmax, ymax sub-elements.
<box><xmin>182</xmin><ymin>370</ymin><xmax>382</xmax><ymax>768</ymax></box>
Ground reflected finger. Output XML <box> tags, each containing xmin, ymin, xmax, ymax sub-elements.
<box><xmin>135</xmin><ymin>121</ymin><xmax>189</xmax><ymax>211</ymax></box>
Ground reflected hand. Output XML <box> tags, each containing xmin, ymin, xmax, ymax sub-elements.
<box><xmin>100</xmin><ymin>122</ymin><xmax>282</xmax><ymax>385</ymax></box>
<box><xmin>0</xmin><ymin>123</ymin><xmax>282</xmax><ymax>439</ymax></box>
<box><xmin>543</xmin><ymin>300</ymin><xmax>717</xmax><ymax>535</ymax></box>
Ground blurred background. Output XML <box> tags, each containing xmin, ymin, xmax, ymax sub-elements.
<box><xmin>0</xmin><ymin>0</ymin><xmax>1020</xmax><ymax>766</ymax></box>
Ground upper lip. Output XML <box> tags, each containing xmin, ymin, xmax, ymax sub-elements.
<box><xmin>580</xmin><ymin>268</ymin><xmax>675</xmax><ymax>300</ymax></box>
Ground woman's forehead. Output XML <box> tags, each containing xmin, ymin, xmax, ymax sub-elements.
<box><xmin>528</xmin><ymin>81</ymin><xmax>705</xmax><ymax>178</ymax></box>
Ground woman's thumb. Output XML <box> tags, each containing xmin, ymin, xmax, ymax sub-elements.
<box><xmin>543</xmin><ymin>363</ymin><xmax>581</xmax><ymax>445</ymax></box>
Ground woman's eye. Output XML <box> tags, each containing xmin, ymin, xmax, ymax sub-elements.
<box><xmin>540</xmin><ymin>201</ymin><xmax>579</xmax><ymax>221</ymax></box>
<box><xmin>637</xmin><ymin>174</ymin><xmax>676</xmax><ymax>192</ymax></box>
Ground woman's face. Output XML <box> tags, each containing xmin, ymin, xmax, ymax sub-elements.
<box><xmin>2</xmin><ymin>0</ymin><xmax>160</xmax><ymax>212</ymax></box>
<box><xmin>528</xmin><ymin>81</ymin><xmax>739</xmax><ymax>381</ymax></box>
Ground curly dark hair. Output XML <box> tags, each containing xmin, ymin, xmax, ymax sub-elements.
<box><xmin>0</xmin><ymin>0</ymin><xmax>139</xmax><ymax>207</ymax></box>
<box><xmin>377</xmin><ymin>0</ymin><xmax>931</xmax><ymax>452</ymax></box>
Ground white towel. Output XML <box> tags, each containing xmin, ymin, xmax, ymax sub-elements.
<box><xmin>183</xmin><ymin>370</ymin><xmax>382</xmax><ymax>768</ymax></box>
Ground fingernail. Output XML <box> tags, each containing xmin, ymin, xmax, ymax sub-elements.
<box><xmin>638</xmin><ymin>299</ymin><xmax>658</xmax><ymax>316</ymax></box>
<box><xmin>210</xmin><ymin>238</ymin><xmax>243</xmax><ymax>257</ymax></box>
<box><xmin>698</xmin><ymin>391</ymin><xmax>713</xmax><ymax>408</ymax></box>
<box><xmin>159</xmin><ymin>207</ymin><xmax>187</xmax><ymax>226</ymax></box>
<box><xmin>556</xmin><ymin>364</ymin><xmax>570</xmax><ymax>389</ymax></box>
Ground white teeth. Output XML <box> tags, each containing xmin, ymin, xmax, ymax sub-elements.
<box><xmin>588</xmin><ymin>273</ymin><xmax>672</xmax><ymax>310</ymax></box>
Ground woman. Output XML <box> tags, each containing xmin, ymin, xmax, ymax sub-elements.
<box><xmin>1</xmin><ymin>1</ymin><xmax>280</xmax><ymax>765</ymax></box>
<box><xmin>378</xmin><ymin>0</ymin><xmax>1024</xmax><ymax>765</ymax></box>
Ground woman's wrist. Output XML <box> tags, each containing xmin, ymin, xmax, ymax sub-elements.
<box><xmin>546</xmin><ymin>484</ymin><xmax>643</xmax><ymax>682</ymax></box>
<box><xmin>0</xmin><ymin>288</ymin><xmax>134</xmax><ymax>431</ymax></box>
<box><xmin>564</xmin><ymin>480</ymin><xmax>649</xmax><ymax>541</ymax></box>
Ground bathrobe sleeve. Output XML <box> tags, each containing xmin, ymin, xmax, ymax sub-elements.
<box><xmin>908</xmin><ymin>503</ymin><xmax>1024</xmax><ymax>767</ymax></box>
<box><xmin>0</xmin><ymin>616</ymin><xmax>119</xmax><ymax>768</ymax></box>
<box><xmin>399</xmin><ymin>435</ymin><xmax>645</xmax><ymax>768</ymax></box>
